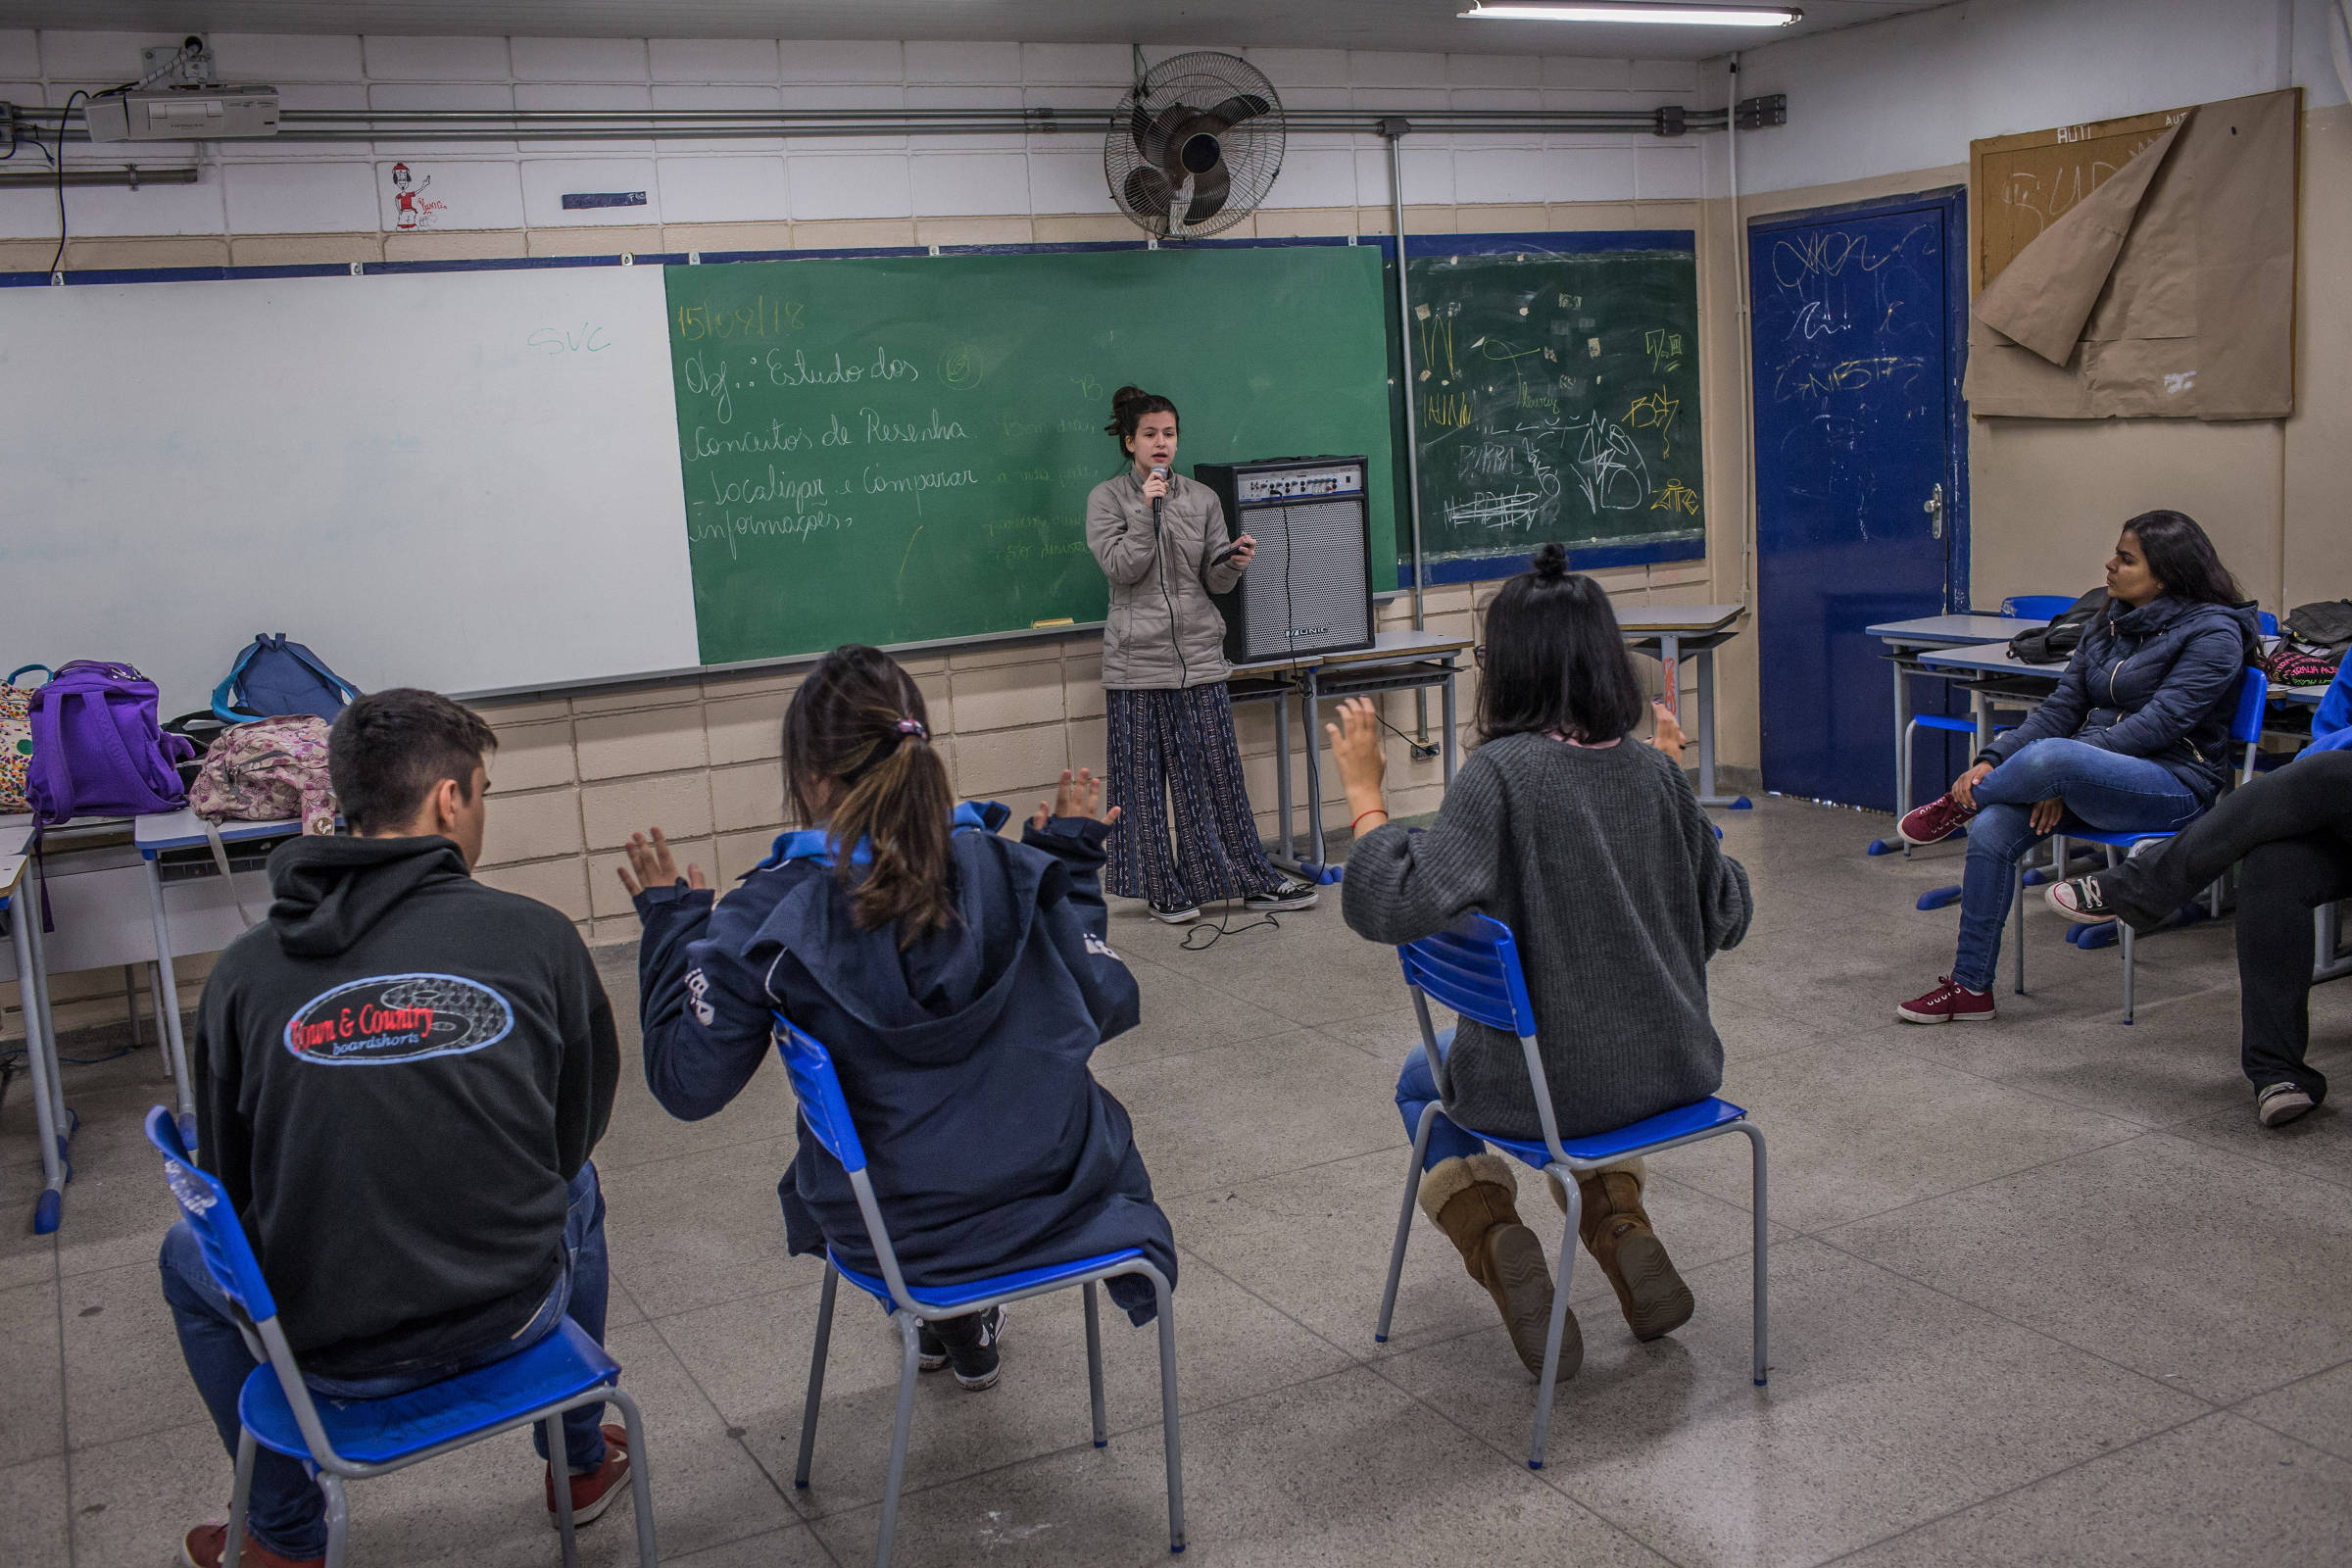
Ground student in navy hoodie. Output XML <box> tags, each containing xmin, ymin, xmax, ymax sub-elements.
<box><xmin>623</xmin><ymin>644</ymin><xmax>1171</xmax><ymax>1389</ymax></box>
<box><xmin>1891</xmin><ymin>510</ymin><xmax>2260</xmax><ymax>1025</ymax></box>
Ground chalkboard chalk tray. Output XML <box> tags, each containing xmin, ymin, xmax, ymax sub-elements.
<box><xmin>666</xmin><ymin>244</ymin><xmax>1396</xmax><ymax>666</ymax></box>
<box><xmin>1404</xmin><ymin>235</ymin><xmax>1702</xmax><ymax>580</ymax></box>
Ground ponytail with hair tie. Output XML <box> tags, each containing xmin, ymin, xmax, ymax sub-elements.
<box><xmin>783</xmin><ymin>646</ymin><xmax>960</xmax><ymax>948</ymax></box>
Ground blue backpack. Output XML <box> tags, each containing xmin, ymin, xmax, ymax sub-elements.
<box><xmin>212</xmin><ymin>635</ymin><xmax>363</xmax><ymax>724</ymax></box>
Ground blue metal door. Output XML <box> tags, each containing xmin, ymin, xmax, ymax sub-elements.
<box><xmin>1751</xmin><ymin>190</ymin><xmax>1967</xmax><ymax>809</ymax></box>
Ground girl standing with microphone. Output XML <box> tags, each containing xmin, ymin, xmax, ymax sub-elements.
<box><xmin>1085</xmin><ymin>386</ymin><xmax>1321</xmax><ymax>925</ymax></box>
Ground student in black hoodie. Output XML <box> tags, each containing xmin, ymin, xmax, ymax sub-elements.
<box><xmin>160</xmin><ymin>689</ymin><xmax>626</xmax><ymax>1568</ymax></box>
<box><xmin>624</xmin><ymin>644</ymin><xmax>1171</xmax><ymax>1393</ymax></box>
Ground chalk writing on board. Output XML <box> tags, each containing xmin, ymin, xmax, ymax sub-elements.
<box><xmin>1409</xmin><ymin>250</ymin><xmax>1701</xmax><ymax>562</ymax></box>
<box><xmin>674</xmin><ymin>296</ymin><xmax>805</xmax><ymax>340</ymax></box>
<box><xmin>1567</xmin><ymin>412</ymin><xmax>1648</xmax><ymax>513</ymax></box>
<box><xmin>765</xmin><ymin>346</ymin><xmax>920</xmax><ymax>388</ymax></box>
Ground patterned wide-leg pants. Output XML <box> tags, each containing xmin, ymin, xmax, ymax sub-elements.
<box><xmin>1103</xmin><ymin>684</ymin><xmax>1283</xmax><ymax>907</ymax></box>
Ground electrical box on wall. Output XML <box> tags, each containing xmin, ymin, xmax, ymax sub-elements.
<box><xmin>85</xmin><ymin>87</ymin><xmax>280</xmax><ymax>141</ymax></box>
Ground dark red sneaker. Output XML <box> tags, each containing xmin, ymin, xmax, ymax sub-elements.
<box><xmin>1898</xmin><ymin>792</ymin><xmax>1979</xmax><ymax>847</ymax></box>
<box><xmin>1897</xmin><ymin>976</ymin><xmax>1995</xmax><ymax>1024</ymax></box>
<box><xmin>181</xmin><ymin>1523</ymin><xmax>322</xmax><ymax>1568</ymax></box>
<box><xmin>546</xmin><ymin>1423</ymin><xmax>633</xmax><ymax>1528</ymax></box>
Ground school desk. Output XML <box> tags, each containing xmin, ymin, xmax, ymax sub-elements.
<box><xmin>1616</xmin><ymin>606</ymin><xmax>1750</xmax><ymax>808</ymax></box>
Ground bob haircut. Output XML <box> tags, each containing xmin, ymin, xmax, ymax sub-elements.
<box><xmin>1474</xmin><ymin>541</ymin><xmax>1647</xmax><ymax>747</ymax></box>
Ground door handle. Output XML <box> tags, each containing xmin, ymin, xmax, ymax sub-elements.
<box><xmin>1923</xmin><ymin>482</ymin><xmax>1945</xmax><ymax>540</ymax></box>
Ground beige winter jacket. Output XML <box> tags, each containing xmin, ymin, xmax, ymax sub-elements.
<box><xmin>1085</xmin><ymin>470</ymin><xmax>1248</xmax><ymax>690</ymax></box>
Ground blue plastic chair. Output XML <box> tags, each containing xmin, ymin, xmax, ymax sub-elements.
<box><xmin>772</xmin><ymin>1015</ymin><xmax>1185</xmax><ymax>1567</ymax></box>
<box><xmin>2001</xmin><ymin>594</ymin><xmax>2079</xmax><ymax>621</ymax></box>
<box><xmin>142</xmin><ymin>1108</ymin><xmax>658</xmax><ymax>1568</ymax></box>
<box><xmin>2012</xmin><ymin>668</ymin><xmax>2269</xmax><ymax>1019</ymax></box>
<box><xmin>1372</xmin><ymin>916</ymin><xmax>1768</xmax><ymax>1470</ymax></box>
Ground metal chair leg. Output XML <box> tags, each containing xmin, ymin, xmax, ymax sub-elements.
<box><xmin>2121</xmin><ymin>920</ymin><xmax>2136</xmax><ymax>1023</ymax></box>
<box><xmin>548</xmin><ymin>1412</ymin><xmax>581</xmax><ymax>1568</ymax></box>
<box><xmin>1376</xmin><ymin>1102</ymin><xmax>1441</xmax><ymax>1342</ymax></box>
<box><xmin>1152</xmin><ymin>1272</ymin><xmax>1186</xmax><ymax>1554</ymax></box>
<box><xmin>795</xmin><ymin>1265</ymin><xmax>839</xmax><ymax>1490</ymax></box>
<box><xmin>607</xmin><ymin>1385</ymin><xmax>662</xmax><ymax>1568</ymax></box>
<box><xmin>224</xmin><ymin>1429</ymin><xmax>256</xmax><ymax>1568</ymax></box>
<box><xmin>317</xmin><ymin>1473</ymin><xmax>350</xmax><ymax>1568</ymax></box>
<box><xmin>872</xmin><ymin>1316</ymin><xmax>922</xmax><ymax>1568</ymax></box>
<box><xmin>2013</xmin><ymin>862</ymin><xmax>2028</xmax><ymax>996</ymax></box>
<box><xmin>1740</xmin><ymin>1122</ymin><xmax>1770</xmax><ymax>1387</ymax></box>
<box><xmin>1083</xmin><ymin>1282</ymin><xmax>1107</xmax><ymax>1448</ymax></box>
<box><xmin>1527</xmin><ymin>1174</ymin><xmax>1580</xmax><ymax>1471</ymax></box>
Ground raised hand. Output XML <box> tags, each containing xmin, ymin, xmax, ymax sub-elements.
<box><xmin>616</xmin><ymin>826</ymin><xmax>707</xmax><ymax>898</ymax></box>
<box><xmin>1033</xmin><ymin>767</ymin><xmax>1124</xmax><ymax>830</ymax></box>
<box><xmin>1649</xmin><ymin>699</ymin><xmax>1687</xmax><ymax>762</ymax></box>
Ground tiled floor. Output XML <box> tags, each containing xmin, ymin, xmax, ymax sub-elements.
<box><xmin>4</xmin><ymin>796</ymin><xmax>2350</xmax><ymax>1566</ymax></box>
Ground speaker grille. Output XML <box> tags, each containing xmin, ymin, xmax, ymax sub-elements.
<box><xmin>1231</xmin><ymin>498</ymin><xmax>1371</xmax><ymax>662</ymax></box>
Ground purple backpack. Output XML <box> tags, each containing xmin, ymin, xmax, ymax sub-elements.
<box><xmin>26</xmin><ymin>661</ymin><xmax>196</xmax><ymax>824</ymax></box>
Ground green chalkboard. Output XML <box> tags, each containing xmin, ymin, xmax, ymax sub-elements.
<box><xmin>1407</xmin><ymin>247</ymin><xmax>1702</xmax><ymax>564</ymax></box>
<box><xmin>665</xmin><ymin>246</ymin><xmax>1396</xmax><ymax>665</ymax></box>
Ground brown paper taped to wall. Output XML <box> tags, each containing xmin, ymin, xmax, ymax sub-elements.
<box><xmin>1964</xmin><ymin>88</ymin><xmax>2300</xmax><ymax>420</ymax></box>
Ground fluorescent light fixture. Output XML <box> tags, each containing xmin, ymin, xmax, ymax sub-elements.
<box><xmin>1460</xmin><ymin>2</ymin><xmax>1802</xmax><ymax>24</ymax></box>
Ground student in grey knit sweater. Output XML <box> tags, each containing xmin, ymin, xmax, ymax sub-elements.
<box><xmin>1335</xmin><ymin>545</ymin><xmax>1752</xmax><ymax>1382</ymax></box>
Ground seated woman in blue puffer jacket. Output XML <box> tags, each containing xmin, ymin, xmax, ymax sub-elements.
<box><xmin>1893</xmin><ymin>510</ymin><xmax>2259</xmax><ymax>1023</ymax></box>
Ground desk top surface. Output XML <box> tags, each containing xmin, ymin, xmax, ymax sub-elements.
<box><xmin>1233</xmin><ymin>626</ymin><xmax>1471</xmax><ymax>676</ymax></box>
<box><xmin>1323</xmin><ymin>628</ymin><xmax>1473</xmax><ymax>666</ymax></box>
<box><xmin>135</xmin><ymin>808</ymin><xmax>304</xmax><ymax>852</ymax></box>
<box><xmin>0</xmin><ymin>850</ymin><xmax>23</xmax><ymax>901</ymax></box>
<box><xmin>1917</xmin><ymin>641</ymin><xmax>2066</xmax><ymax>676</ymax></box>
<box><xmin>1869</xmin><ymin>613</ymin><xmax>2033</xmax><ymax>644</ymax></box>
<box><xmin>1615</xmin><ymin>604</ymin><xmax>1746</xmax><ymax>635</ymax></box>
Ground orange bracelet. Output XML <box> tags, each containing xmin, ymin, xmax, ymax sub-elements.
<box><xmin>1351</xmin><ymin>808</ymin><xmax>1391</xmax><ymax>833</ymax></box>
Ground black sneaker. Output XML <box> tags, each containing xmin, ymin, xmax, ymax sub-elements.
<box><xmin>2044</xmin><ymin>873</ymin><xmax>2116</xmax><ymax>924</ymax></box>
<box><xmin>1244</xmin><ymin>876</ymin><xmax>1320</xmax><ymax>912</ymax></box>
<box><xmin>1150</xmin><ymin>901</ymin><xmax>1201</xmax><ymax>925</ymax></box>
<box><xmin>925</xmin><ymin>1304</ymin><xmax>1006</xmax><ymax>1391</ymax></box>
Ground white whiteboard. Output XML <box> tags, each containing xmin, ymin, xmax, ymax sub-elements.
<box><xmin>0</xmin><ymin>265</ymin><xmax>700</xmax><ymax>715</ymax></box>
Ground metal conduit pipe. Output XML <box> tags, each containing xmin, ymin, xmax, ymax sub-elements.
<box><xmin>6</xmin><ymin>103</ymin><xmax>1735</xmax><ymax>143</ymax></box>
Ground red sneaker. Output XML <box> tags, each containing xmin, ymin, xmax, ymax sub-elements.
<box><xmin>181</xmin><ymin>1522</ymin><xmax>322</xmax><ymax>1568</ymax></box>
<box><xmin>546</xmin><ymin>1423</ymin><xmax>633</xmax><ymax>1528</ymax></box>
<box><xmin>1898</xmin><ymin>792</ymin><xmax>1979</xmax><ymax>847</ymax></box>
<box><xmin>1897</xmin><ymin>976</ymin><xmax>1996</xmax><ymax>1024</ymax></box>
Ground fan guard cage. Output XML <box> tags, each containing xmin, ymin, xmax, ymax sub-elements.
<box><xmin>1105</xmin><ymin>51</ymin><xmax>1286</xmax><ymax>239</ymax></box>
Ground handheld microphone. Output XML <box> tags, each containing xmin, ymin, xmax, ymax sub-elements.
<box><xmin>1150</xmin><ymin>464</ymin><xmax>1168</xmax><ymax>525</ymax></box>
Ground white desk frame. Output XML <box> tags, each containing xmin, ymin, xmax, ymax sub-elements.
<box><xmin>3</xmin><ymin>830</ymin><xmax>69</xmax><ymax>1232</ymax></box>
<box><xmin>137</xmin><ymin>809</ymin><xmax>305</xmax><ymax>1139</ymax></box>
<box><xmin>1868</xmin><ymin>615</ymin><xmax>2036</xmax><ymax>814</ymax></box>
<box><xmin>1617</xmin><ymin>606</ymin><xmax>1750</xmax><ymax>808</ymax></box>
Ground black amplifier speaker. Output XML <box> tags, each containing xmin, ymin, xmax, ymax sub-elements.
<box><xmin>1192</xmin><ymin>456</ymin><xmax>1375</xmax><ymax>665</ymax></box>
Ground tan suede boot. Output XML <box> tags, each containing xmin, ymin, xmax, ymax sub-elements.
<box><xmin>1419</xmin><ymin>1153</ymin><xmax>1580</xmax><ymax>1381</ymax></box>
<box><xmin>1551</xmin><ymin>1160</ymin><xmax>1694</xmax><ymax>1342</ymax></box>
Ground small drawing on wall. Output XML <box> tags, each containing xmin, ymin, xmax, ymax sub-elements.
<box><xmin>389</xmin><ymin>163</ymin><xmax>446</xmax><ymax>229</ymax></box>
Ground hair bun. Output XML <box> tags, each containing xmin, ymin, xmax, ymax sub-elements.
<box><xmin>1110</xmin><ymin>385</ymin><xmax>1149</xmax><ymax>412</ymax></box>
<box><xmin>1531</xmin><ymin>541</ymin><xmax>1571</xmax><ymax>581</ymax></box>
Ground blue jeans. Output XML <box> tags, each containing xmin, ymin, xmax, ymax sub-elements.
<box><xmin>160</xmin><ymin>1162</ymin><xmax>611</xmax><ymax>1560</ymax></box>
<box><xmin>1952</xmin><ymin>739</ymin><xmax>2204</xmax><ymax>992</ymax></box>
<box><xmin>1396</xmin><ymin>1043</ymin><xmax>1489</xmax><ymax>1170</ymax></box>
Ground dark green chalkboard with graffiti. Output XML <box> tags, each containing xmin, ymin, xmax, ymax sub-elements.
<box><xmin>663</xmin><ymin>244</ymin><xmax>1396</xmax><ymax>665</ymax></box>
<box><xmin>1405</xmin><ymin>239</ymin><xmax>1702</xmax><ymax>571</ymax></box>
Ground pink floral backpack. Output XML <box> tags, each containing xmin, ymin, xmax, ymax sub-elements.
<box><xmin>188</xmin><ymin>715</ymin><xmax>339</xmax><ymax>837</ymax></box>
<box><xmin>1</xmin><ymin>665</ymin><xmax>47</xmax><ymax>813</ymax></box>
